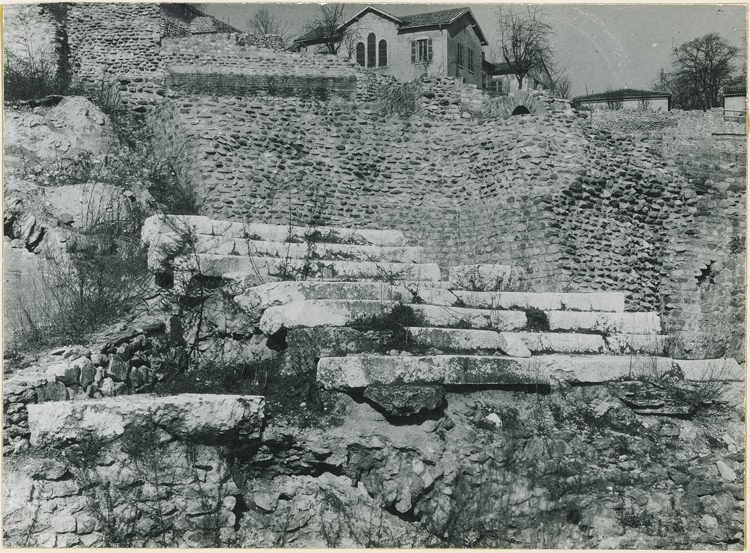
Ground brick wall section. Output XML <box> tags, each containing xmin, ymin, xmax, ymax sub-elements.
<box><xmin>66</xmin><ymin>3</ymin><xmax>163</xmax><ymax>111</ymax></box>
<box><xmin>149</xmin><ymin>95</ymin><xmax>745</xmax><ymax>358</ymax></box>
<box><xmin>149</xmin><ymin>94</ymin><xmax>589</xmax><ymax>291</ymax></box>
<box><xmin>587</xmin><ymin>108</ymin><xmax>746</xmax><ymax>357</ymax></box>
<box><xmin>161</xmin><ymin>35</ymin><xmax>358</xmax><ymax>100</ymax></box>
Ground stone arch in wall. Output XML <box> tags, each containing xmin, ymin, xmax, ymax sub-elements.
<box><xmin>500</xmin><ymin>90</ymin><xmax>548</xmax><ymax>118</ymax></box>
<box><xmin>512</xmin><ymin>105</ymin><xmax>530</xmax><ymax>116</ymax></box>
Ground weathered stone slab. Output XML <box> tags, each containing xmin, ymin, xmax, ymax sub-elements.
<box><xmin>448</xmin><ymin>264</ymin><xmax>516</xmax><ymax>290</ymax></box>
<box><xmin>406</xmin><ymin>327</ymin><xmax>531</xmax><ymax>357</ymax></box>
<box><xmin>674</xmin><ymin>358</ymin><xmax>745</xmax><ymax>381</ymax></box>
<box><xmin>142</xmin><ymin>215</ymin><xmax>409</xmax><ymax>247</ymax></box>
<box><xmin>547</xmin><ymin>311</ymin><xmax>661</xmax><ymax>334</ymax></box>
<box><xmin>175</xmin><ymin>255</ymin><xmax>441</xmax><ymax>283</ymax></box>
<box><xmin>516</xmin><ymin>332</ymin><xmax>607</xmax><ymax>354</ymax></box>
<box><xmin>605</xmin><ymin>334</ymin><xmax>670</xmax><ymax>355</ymax></box>
<box><xmin>412</xmin><ymin>305</ymin><xmax>527</xmax><ymax>331</ymax></box>
<box><xmin>452</xmin><ymin>291</ymin><xmax>625</xmax><ymax>312</ymax></box>
<box><xmin>28</xmin><ymin>394</ymin><xmax>265</xmax><ymax>447</ymax></box>
<box><xmin>363</xmin><ymin>384</ymin><xmax>445</xmax><ymax>417</ymax></box>
<box><xmin>317</xmin><ymin>354</ymin><xmax>674</xmax><ymax>389</ymax></box>
<box><xmin>317</xmin><ymin>355</ymin><xmax>540</xmax><ymax>389</ymax></box>
<box><xmin>150</xmin><ymin>234</ymin><xmax>425</xmax><ymax>265</ymax></box>
<box><xmin>235</xmin><ymin>281</ymin><xmax>411</xmax><ymax>314</ymax></box>
<box><xmin>259</xmin><ymin>300</ymin><xmax>399</xmax><ymax>335</ymax></box>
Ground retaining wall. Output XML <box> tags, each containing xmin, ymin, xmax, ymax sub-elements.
<box><xmin>148</xmin><ymin>96</ymin><xmax>745</xmax><ymax>356</ymax></box>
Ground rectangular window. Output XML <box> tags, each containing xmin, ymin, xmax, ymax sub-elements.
<box><xmin>468</xmin><ymin>49</ymin><xmax>474</xmax><ymax>73</ymax></box>
<box><xmin>457</xmin><ymin>43</ymin><xmax>463</xmax><ymax>68</ymax></box>
<box><xmin>411</xmin><ymin>39</ymin><xmax>433</xmax><ymax>64</ymax></box>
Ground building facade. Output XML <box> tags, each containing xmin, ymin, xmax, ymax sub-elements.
<box><xmin>292</xmin><ymin>7</ymin><xmax>488</xmax><ymax>87</ymax></box>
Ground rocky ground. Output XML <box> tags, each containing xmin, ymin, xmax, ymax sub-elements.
<box><xmin>3</xmin><ymin>92</ymin><xmax>745</xmax><ymax>549</ymax></box>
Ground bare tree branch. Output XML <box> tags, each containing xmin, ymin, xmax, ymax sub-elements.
<box><xmin>303</xmin><ymin>4</ymin><xmax>347</xmax><ymax>55</ymax></box>
<box><xmin>496</xmin><ymin>6</ymin><xmax>554</xmax><ymax>90</ymax></box>
<box><xmin>246</xmin><ymin>7</ymin><xmax>291</xmax><ymax>46</ymax></box>
<box><xmin>671</xmin><ymin>33</ymin><xmax>739</xmax><ymax>110</ymax></box>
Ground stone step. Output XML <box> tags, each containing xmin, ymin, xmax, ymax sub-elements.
<box><xmin>150</xmin><ymin>233</ymin><xmax>426</xmax><ymax>265</ymax></box>
<box><xmin>548</xmin><ymin>311</ymin><xmax>661</xmax><ymax>335</ymax></box>
<box><xmin>258</xmin><ymin>299</ymin><xmax>658</xmax><ymax>337</ymax></box>
<box><xmin>448</xmin><ymin>264</ymin><xmax>522</xmax><ymax>290</ymax></box>
<box><xmin>142</xmin><ymin>215</ymin><xmax>409</xmax><ymax>247</ymax></box>
<box><xmin>412</xmin><ymin>305</ymin><xmax>527</xmax><ymax>331</ymax></box>
<box><xmin>260</xmin><ymin>299</ymin><xmax>399</xmax><ymax>335</ymax></box>
<box><xmin>235</xmin><ymin>281</ymin><xmax>414</xmax><ymax>314</ymax></box>
<box><xmin>674</xmin><ymin>358</ymin><xmax>744</xmax><ymax>381</ymax></box>
<box><xmin>317</xmin><ymin>354</ymin><xmax>675</xmax><ymax>390</ymax></box>
<box><xmin>518</xmin><ymin>332</ymin><xmax>670</xmax><ymax>355</ymax></box>
<box><xmin>259</xmin><ymin>300</ymin><xmax>528</xmax><ymax>335</ymax></box>
<box><xmin>406</xmin><ymin>327</ymin><xmax>531</xmax><ymax>357</ymax></box>
<box><xmin>28</xmin><ymin>394</ymin><xmax>265</xmax><ymax>448</ymax></box>
<box><xmin>452</xmin><ymin>290</ymin><xmax>625</xmax><ymax>312</ymax></box>
<box><xmin>175</xmin><ymin>254</ymin><xmax>441</xmax><ymax>284</ymax></box>
<box><xmin>406</xmin><ymin>327</ymin><xmax>670</xmax><ymax>356</ymax></box>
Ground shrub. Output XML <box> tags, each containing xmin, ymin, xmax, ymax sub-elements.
<box><xmin>348</xmin><ymin>303</ymin><xmax>426</xmax><ymax>351</ymax></box>
<box><xmin>144</xmin><ymin>138</ymin><xmax>203</xmax><ymax>215</ymax></box>
<box><xmin>377</xmin><ymin>80</ymin><xmax>423</xmax><ymax>117</ymax></box>
<box><xmin>5</xmin><ymin>204</ymin><xmax>149</xmax><ymax>351</ymax></box>
<box><xmin>524</xmin><ymin>307</ymin><xmax>550</xmax><ymax>332</ymax></box>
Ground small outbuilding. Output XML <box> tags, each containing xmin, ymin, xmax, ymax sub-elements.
<box><xmin>723</xmin><ymin>85</ymin><xmax>747</xmax><ymax>122</ymax></box>
<box><xmin>571</xmin><ymin>89</ymin><xmax>671</xmax><ymax>112</ymax></box>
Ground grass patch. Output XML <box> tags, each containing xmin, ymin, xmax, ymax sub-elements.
<box><xmin>523</xmin><ymin>307</ymin><xmax>550</xmax><ymax>332</ymax></box>
<box><xmin>348</xmin><ymin>303</ymin><xmax>426</xmax><ymax>352</ymax></box>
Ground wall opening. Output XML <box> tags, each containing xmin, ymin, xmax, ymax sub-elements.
<box><xmin>512</xmin><ymin>105</ymin><xmax>530</xmax><ymax>116</ymax></box>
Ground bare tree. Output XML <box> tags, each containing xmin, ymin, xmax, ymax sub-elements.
<box><xmin>341</xmin><ymin>24</ymin><xmax>362</xmax><ymax>61</ymax></box>
<box><xmin>672</xmin><ymin>33</ymin><xmax>739</xmax><ymax>110</ymax></box>
<box><xmin>303</xmin><ymin>4</ymin><xmax>347</xmax><ymax>55</ymax></box>
<box><xmin>496</xmin><ymin>6</ymin><xmax>554</xmax><ymax>90</ymax></box>
<box><xmin>246</xmin><ymin>7</ymin><xmax>291</xmax><ymax>45</ymax></box>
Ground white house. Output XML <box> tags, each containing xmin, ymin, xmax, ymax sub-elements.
<box><xmin>291</xmin><ymin>6</ymin><xmax>489</xmax><ymax>87</ymax></box>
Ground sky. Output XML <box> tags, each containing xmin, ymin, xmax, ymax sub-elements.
<box><xmin>200</xmin><ymin>2</ymin><xmax>747</xmax><ymax>97</ymax></box>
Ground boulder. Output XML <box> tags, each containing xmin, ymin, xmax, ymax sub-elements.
<box><xmin>363</xmin><ymin>384</ymin><xmax>445</xmax><ymax>417</ymax></box>
<box><xmin>28</xmin><ymin>394</ymin><xmax>265</xmax><ymax>447</ymax></box>
<box><xmin>46</xmin><ymin>361</ymin><xmax>79</xmax><ymax>387</ymax></box>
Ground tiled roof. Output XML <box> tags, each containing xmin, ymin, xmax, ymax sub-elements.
<box><xmin>724</xmin><ymin>84</ymin><xmax>747</xmax><ymax>95</ymax></box>
<box><xmin>572</xmin><ymin>89</ymin><xmax>671</xmax><ymax>103</ymax></box>
<box><xmin>398</xmin><ymin>7</ymin><xmax>469</xmax><ymax>29</ymax></box>
<box><xmin>294</xmin><ymin>6</ymin><xmax>487</xmax><ymax>47</ymax></box>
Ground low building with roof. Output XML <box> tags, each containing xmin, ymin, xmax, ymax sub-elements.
<box><xmin>291</xmin><ymin>6</ymin><xmax>489</xmax><ymax>87</ymax></box>
<box><xmin>571</xmin><ymin>89</ymin><xmax>672</xmax><ymax>112</ymax></box>
<box><xmin>722</xmin><ymin>85</ymin><xmax>747</xmax><ymax>122</ymax></box>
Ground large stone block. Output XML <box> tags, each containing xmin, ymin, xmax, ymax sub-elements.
<box><xmin>317</xmin><ymin>354</ymin><xmax>675</xmax><ymax>389</ymax></box>
<box><xmin>547</xmin><ymin>311</ymin><xmax>661</xmax><ymax>334</ymax></box>
<box><xmin>448</xmin><ymin>264</ymin><xmax>516</xmax><ymax>290</ymax></box>
<box><xmin>259</xmin><ymin>300</ymin><xmax>398</xmax><ymax>335</ymax></box>
<box><xmin>363</xmin><ymin>384</ymin><xmax>445</xmax><ymax>417</ymax></box>
<box><xmin>28</xmin><ymin>394</ymin><xmax>265</xmax><ymax>448</ymax></box>
<box><xmin>515</xmin><ymin>332</ymin><xmax>607</xmax><ymax>354</ymax></box>
<box><xmin>176</xmin><ymin>254</ymin><xmax>441</xmax><ymax>283</ymax></box>
<box><xmin>452</xmin><ymin>291</ymin><xmax>625</xmax><ymax>312</ymax></box>
<box><xmin>406</xmin><ymin>327</ymin><xmax>531</xmax><ymax>357</ymax></box>
<box><xmin>235</xmin><ymin>281</ymin><xmax>411</xmax><ymax>314</ymax></box>
<box><xmin>674</xmin><ymin>358</ymin><xmax>745</xmax><ymax>381</ymax></box>
<box><xmin>412</xmin><ymin>305</ymin><xmax>527</xmax><ymax>331</ymax></box>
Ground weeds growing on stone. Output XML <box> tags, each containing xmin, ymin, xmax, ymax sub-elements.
<box><xmin>6</xmin><ymin>203</ymin><xmax>150</xmax><ymax>352</ymax></box>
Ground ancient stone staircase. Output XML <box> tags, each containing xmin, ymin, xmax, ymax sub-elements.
<box><xmin>143</xmin><ymin>215</ymin><xmax>744</xmax><ymax>408</ymax></box>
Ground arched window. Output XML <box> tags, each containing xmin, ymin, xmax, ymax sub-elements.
<box><xmin>356</xmin><ymin>42</ymin><xmax>365</xmax><ymax>66</ymax></box>
<box><xmin>378</xmin><ymin>39</ymin><xmax>388</xmax><ymax>67</ymax></box>
<box><xmin>367</xmin><ymin>33</ymin><xmax>376</xmax><ymax>67</ymax></box>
